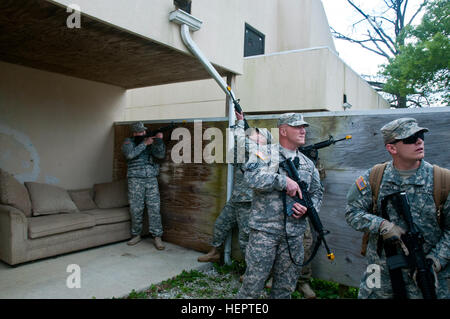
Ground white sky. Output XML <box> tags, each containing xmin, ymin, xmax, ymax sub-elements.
<box><xmin>321</xmin><ymin>0</ymin><xmax>425</xmax><ymax>77</ymax></box>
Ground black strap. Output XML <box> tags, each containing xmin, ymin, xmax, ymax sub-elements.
<box><xmin>282</xmin><ymin>191</ymin><xmax>321</xmax><ymax>267</ymax></box>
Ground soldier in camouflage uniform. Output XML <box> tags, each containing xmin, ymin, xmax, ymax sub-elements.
<box><xmin>198</xmin><ymin>112</ymin><xmax>271</xmax><ymax>262</ymax></box>
<box><xmin>122</xmin><ymin>121</ymin><xmax>166</xmax><ymax>250</ymax></box>
<box><xmin>346</xmin><ymin>118</ymin><xmax>449</xmax><ymax>299</ymax></box>
<box><xmin>296</xmin><ymin>221</ymin><xmax>316</xmax><ymax>298</ymax></box>
<box><xmin>237</xmin><ymin>113</ymin><xmax>324</xmax><ymax>299</ymax></box>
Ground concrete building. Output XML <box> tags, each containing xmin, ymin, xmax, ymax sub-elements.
<box><xmin>125</xmin><ymin>0</ymin><xmax>389</xmax><ymax>120</ymax></box>
<box><xmin>1</xmin><ymin>0</ymin><xmax>388</xmax><ymax>193</ymax></box>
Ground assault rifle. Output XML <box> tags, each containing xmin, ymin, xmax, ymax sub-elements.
<box><xmin>279</xmin><ymin>158</ymin><xmax>335</xmax><ymax>265</ymax></box>
<box><xmin>227</xmin><ymin>86</ymin><xmax>250</xmax><ymax>130</ymax></box>
<box><xmin>133</xmin><ymin>122</ymin><xmax>176</xmax><ymax>145</ymax></box>
<box><xmin>390</xmin><ymin>192</ymin><xmax>437</xmax><ymax>299</ymax></box>
<box><xmin>299</xmin><ymin>135</ymin><xmax>352</xmax><ymax>164</ymax></box>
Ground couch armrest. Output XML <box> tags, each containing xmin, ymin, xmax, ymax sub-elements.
<box><xmin>0</xmin><ymin>204</ymin><xmax>28</xmax><ymax>265</ymax></box>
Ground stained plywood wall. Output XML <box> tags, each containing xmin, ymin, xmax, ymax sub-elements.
<box><xmin>114</xmin><ymin>107</ymin><xmax>450</xmax><ymax>287</ymax></box>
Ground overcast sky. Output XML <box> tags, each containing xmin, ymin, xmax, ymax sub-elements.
<box><xmin>321</xmin><ymin>0</ymin><xmax>425</xmax><ymax>77</ymax></box>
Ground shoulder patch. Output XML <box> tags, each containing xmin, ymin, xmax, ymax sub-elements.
<box><xmin>356</xmin><ymin>176</ymin><xmax>367</xmax><ymax>191</ymax></box>
<box><xmin>255</xmin><ymin>151</ymin><xmax>267</xmax><ymax>161</ymax></box>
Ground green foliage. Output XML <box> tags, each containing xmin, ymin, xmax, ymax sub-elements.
<box><xmin>126</xmin><ymin>289</ymin><xmax>148</xmax><ymax>299</ymax></box>
<box><xmin>382</xmin><ymin>0</ymin><xmax>450</xmax><ymax>106</ymax></box>
<box><xmin>212</xmin><ymin>260</ymin><xmax>246</xmax><ymax>275</ymax></box>
<box><xmin>309</xmin><ymin>278</ymin><xmax>358</xmax><ymax>299</ymax></box>
<box><xmin>123</xmin><ymin>261</ymin><xmax>358</xmax><ymax>299</ymax></box>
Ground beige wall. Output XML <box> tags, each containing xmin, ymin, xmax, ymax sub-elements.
<box><xmin>123</xmin><ymin>0</ymin><xmax>387</xmax><ymax>121</ymax></box>
<box><xmin>276</xmin><ymin>0</ymin><xmax>336</xmax><ymax>53</ymax></box>
<box><xmin>125</xmin><ymin>78</ymin><xmax>225</xmax><ymax>121</ymax></box>
<box><xmin>49</xmin><ymin>0</ymin><xmax>244</xmax><ymax>74</ymax></box>
<box><xmin>125</xmin><ymin>47</ymin><xmax>389</xmax><ymax>120</ymax></box>
<box><xmin>0</xmin><ymin>61</ymin><xmax>126</xmax><ymax>189</ymax></box>
<box><xmin>49</xmin><ymin>0</ymin><xmax>336</xmax><ymax>76</ymax></box>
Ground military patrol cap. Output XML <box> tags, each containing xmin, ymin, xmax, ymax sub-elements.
<box><xmin>256</xmin><ymin>128</ymin><xmax>273</xmax><ymax>143</ymax></box>
<box><xmin>380</xmin><ymin>118</ymin><xmax>429</xmax><ymax>144</ymax></box>
<box><xmin>131</xmin><ymin>121</ymin><xmax>147</xmax><ymax>133</ymax></box>
<box><xmin>277</xmin><ymin>113</ymin><xmax>309</xmax><ymax>127</ymax></box>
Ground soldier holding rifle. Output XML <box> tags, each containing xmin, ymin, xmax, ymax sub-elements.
<box><xmin>346</xmin><ymin>118</ymin><xmax>449</xmax><ymax>299</ymax></box>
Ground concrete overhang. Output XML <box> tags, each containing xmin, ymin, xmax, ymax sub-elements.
<box><xmin>0</xmin><ymin>0</ymin><xmax>229</xmax><ymax>89</ymax></box>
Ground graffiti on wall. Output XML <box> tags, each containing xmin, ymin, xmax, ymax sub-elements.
<box><xmin>0</xmin><ymin>123</ymin><xmax>40</xmax><ymax>183</ymax></box>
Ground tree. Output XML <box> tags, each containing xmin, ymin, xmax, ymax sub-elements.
<box><xmin>331</xmin><ymin>0</ymin><xmax>429</xmax><ymax>107</ymax></box>
<box><xmin>381</xmin><ymin>0</ymin><xmax>450</xmax><ymax>106</ymax></box>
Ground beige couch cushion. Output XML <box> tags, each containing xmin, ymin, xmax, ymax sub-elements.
<box><xmin>0</xmin><ymin>168</ymin><xmax>32</xmax><ymax>217</ymax></box>
<box><xmin>25</xmin><ymin>182</ymin><xmax>79</xmax><ymax>216</ymax></box>
<box><xmin>85</xmin><ymin>208</ymin><xmax>130</xmax><ymax>225</ymax></box>
<box><xmin>93</xmin><ymin>179</ymin><xmax>128</xmax><ymax>209</ymax></box>
<box><xmin>28</xmin><ymin>213</ymin><xmax>96</xmax><ymax>239</ymax></box>
<box><xmin>69</xmin><ymin>189</ymin><xmax>98</xmax><ymax>211</ymax></box>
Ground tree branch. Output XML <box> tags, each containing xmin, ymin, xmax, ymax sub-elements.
<box><xmin>407</xmin><ymin>0</ymin><xmax>428</xmax><ymax>26</ymax></box>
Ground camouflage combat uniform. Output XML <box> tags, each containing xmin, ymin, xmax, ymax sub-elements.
<box><xmin>122</xmin><ymin>134</ymin><xmax>166</xmax><ymax>238</ymax></box>
<box><xmin>346</xmin><ymin>160</ymin><xmax>449</xmax><ymax>299</ymax></box>
<box><xmin>210</xmin><ymin>120</ymin><xmax>257</xmax><ymax>254</ymax></box>
<box><xmin>237</xmin><ymin>143</ymin><xmax>323</xmax><ymax>299</ymax></box>
<box><xmin>346</xmin><ymin>118</ymin><xmax>449</xmax><ymax>299</ymax></box>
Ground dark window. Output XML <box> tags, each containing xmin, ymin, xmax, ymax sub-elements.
<box><xmin>244</xmin><ymin>23</ymin><xmax>265</xmax><ymax>57</ymax></box>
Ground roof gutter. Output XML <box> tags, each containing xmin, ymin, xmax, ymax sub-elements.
<box><xmin>169</xmin><ymin>9</ymin><xmax>235</xmax><ymax>265</ymax></box>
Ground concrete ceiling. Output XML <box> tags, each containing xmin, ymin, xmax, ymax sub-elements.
<box><xmin>0</xmin><ymin>0</ymin><xmax>228</xmax><ymax>89</ymax></box>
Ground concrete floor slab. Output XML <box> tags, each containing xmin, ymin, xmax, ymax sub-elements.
<box><xmin>0</xmin><ymin>238</ymin><xmax>205</xmax><ymax>299</ymax></box>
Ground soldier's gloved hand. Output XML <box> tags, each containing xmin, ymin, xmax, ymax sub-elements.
<box><xmin>379</xmin><ymin>220</ymin><xmax>409</xmax><ymax>256</ymax></box>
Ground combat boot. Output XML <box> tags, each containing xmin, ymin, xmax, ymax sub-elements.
<box><xmin>197</xmin><ymin>247</ymin><xmax>220</xmax><ymax>263</ymax></box>
<box><xmin>298</xmin><ymin>282</ymin><xmax>316</xmax><ymax>299</ymax></box>
<box><xmin>127</xmin><ymin>235</ymin><xmax>141</xmax><ymax>246</ymax></box>
<box><xmin>154</xmin><ymin>237</ymin><xmax>165</xmax><ymax>250</ymax></box>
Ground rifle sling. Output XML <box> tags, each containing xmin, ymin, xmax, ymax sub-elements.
<box><xmin>282</xmin><ymin>191</ymin><xmax>321</xmax><ymax>267</ymax></box>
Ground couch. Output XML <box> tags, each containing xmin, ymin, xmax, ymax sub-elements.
<box><xmin>0</xmin><ymin>168</ymin><xmax>136</xmax><ymax>266</ymax></box>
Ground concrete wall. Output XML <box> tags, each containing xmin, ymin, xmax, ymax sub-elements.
<box><xmin>125</xmin><ymin>47</ymin><xmax>389</xmax><ymax>120</ymax></box>
<box><xmin>123</xmin><ymin>0</ymin><xmax>387</xmax><ymax>121</ymax></box>
<box><xmin>0</xmin><ymin>61</ymin><xmax>126</xmax><ymax>190</ymax></box>
<box><xmin>49</xmin><ymin>0</ymin><xmax>244</xmax><ymax>75</ymax></box>
<box><xmin>276</xmin><ymin>0</ymin><xmax>336</xmax><ymax>53</ymax></box>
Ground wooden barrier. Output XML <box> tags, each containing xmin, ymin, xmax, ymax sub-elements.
<box><xmin>114</xmin><ymin>107</ymin><xmax>450</xmax><ymax>287</ymax></box>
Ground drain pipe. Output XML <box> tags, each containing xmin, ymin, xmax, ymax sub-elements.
<box><xmin>170</xmin><ymin>9</ymin><xmax>235</xmax><ymax>265</ymax></box>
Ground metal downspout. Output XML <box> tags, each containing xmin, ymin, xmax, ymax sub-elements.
<box><xmin>177</xmin><ymin>21</ymin><xmax>235</xmax><ymax>265</ymax></box>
